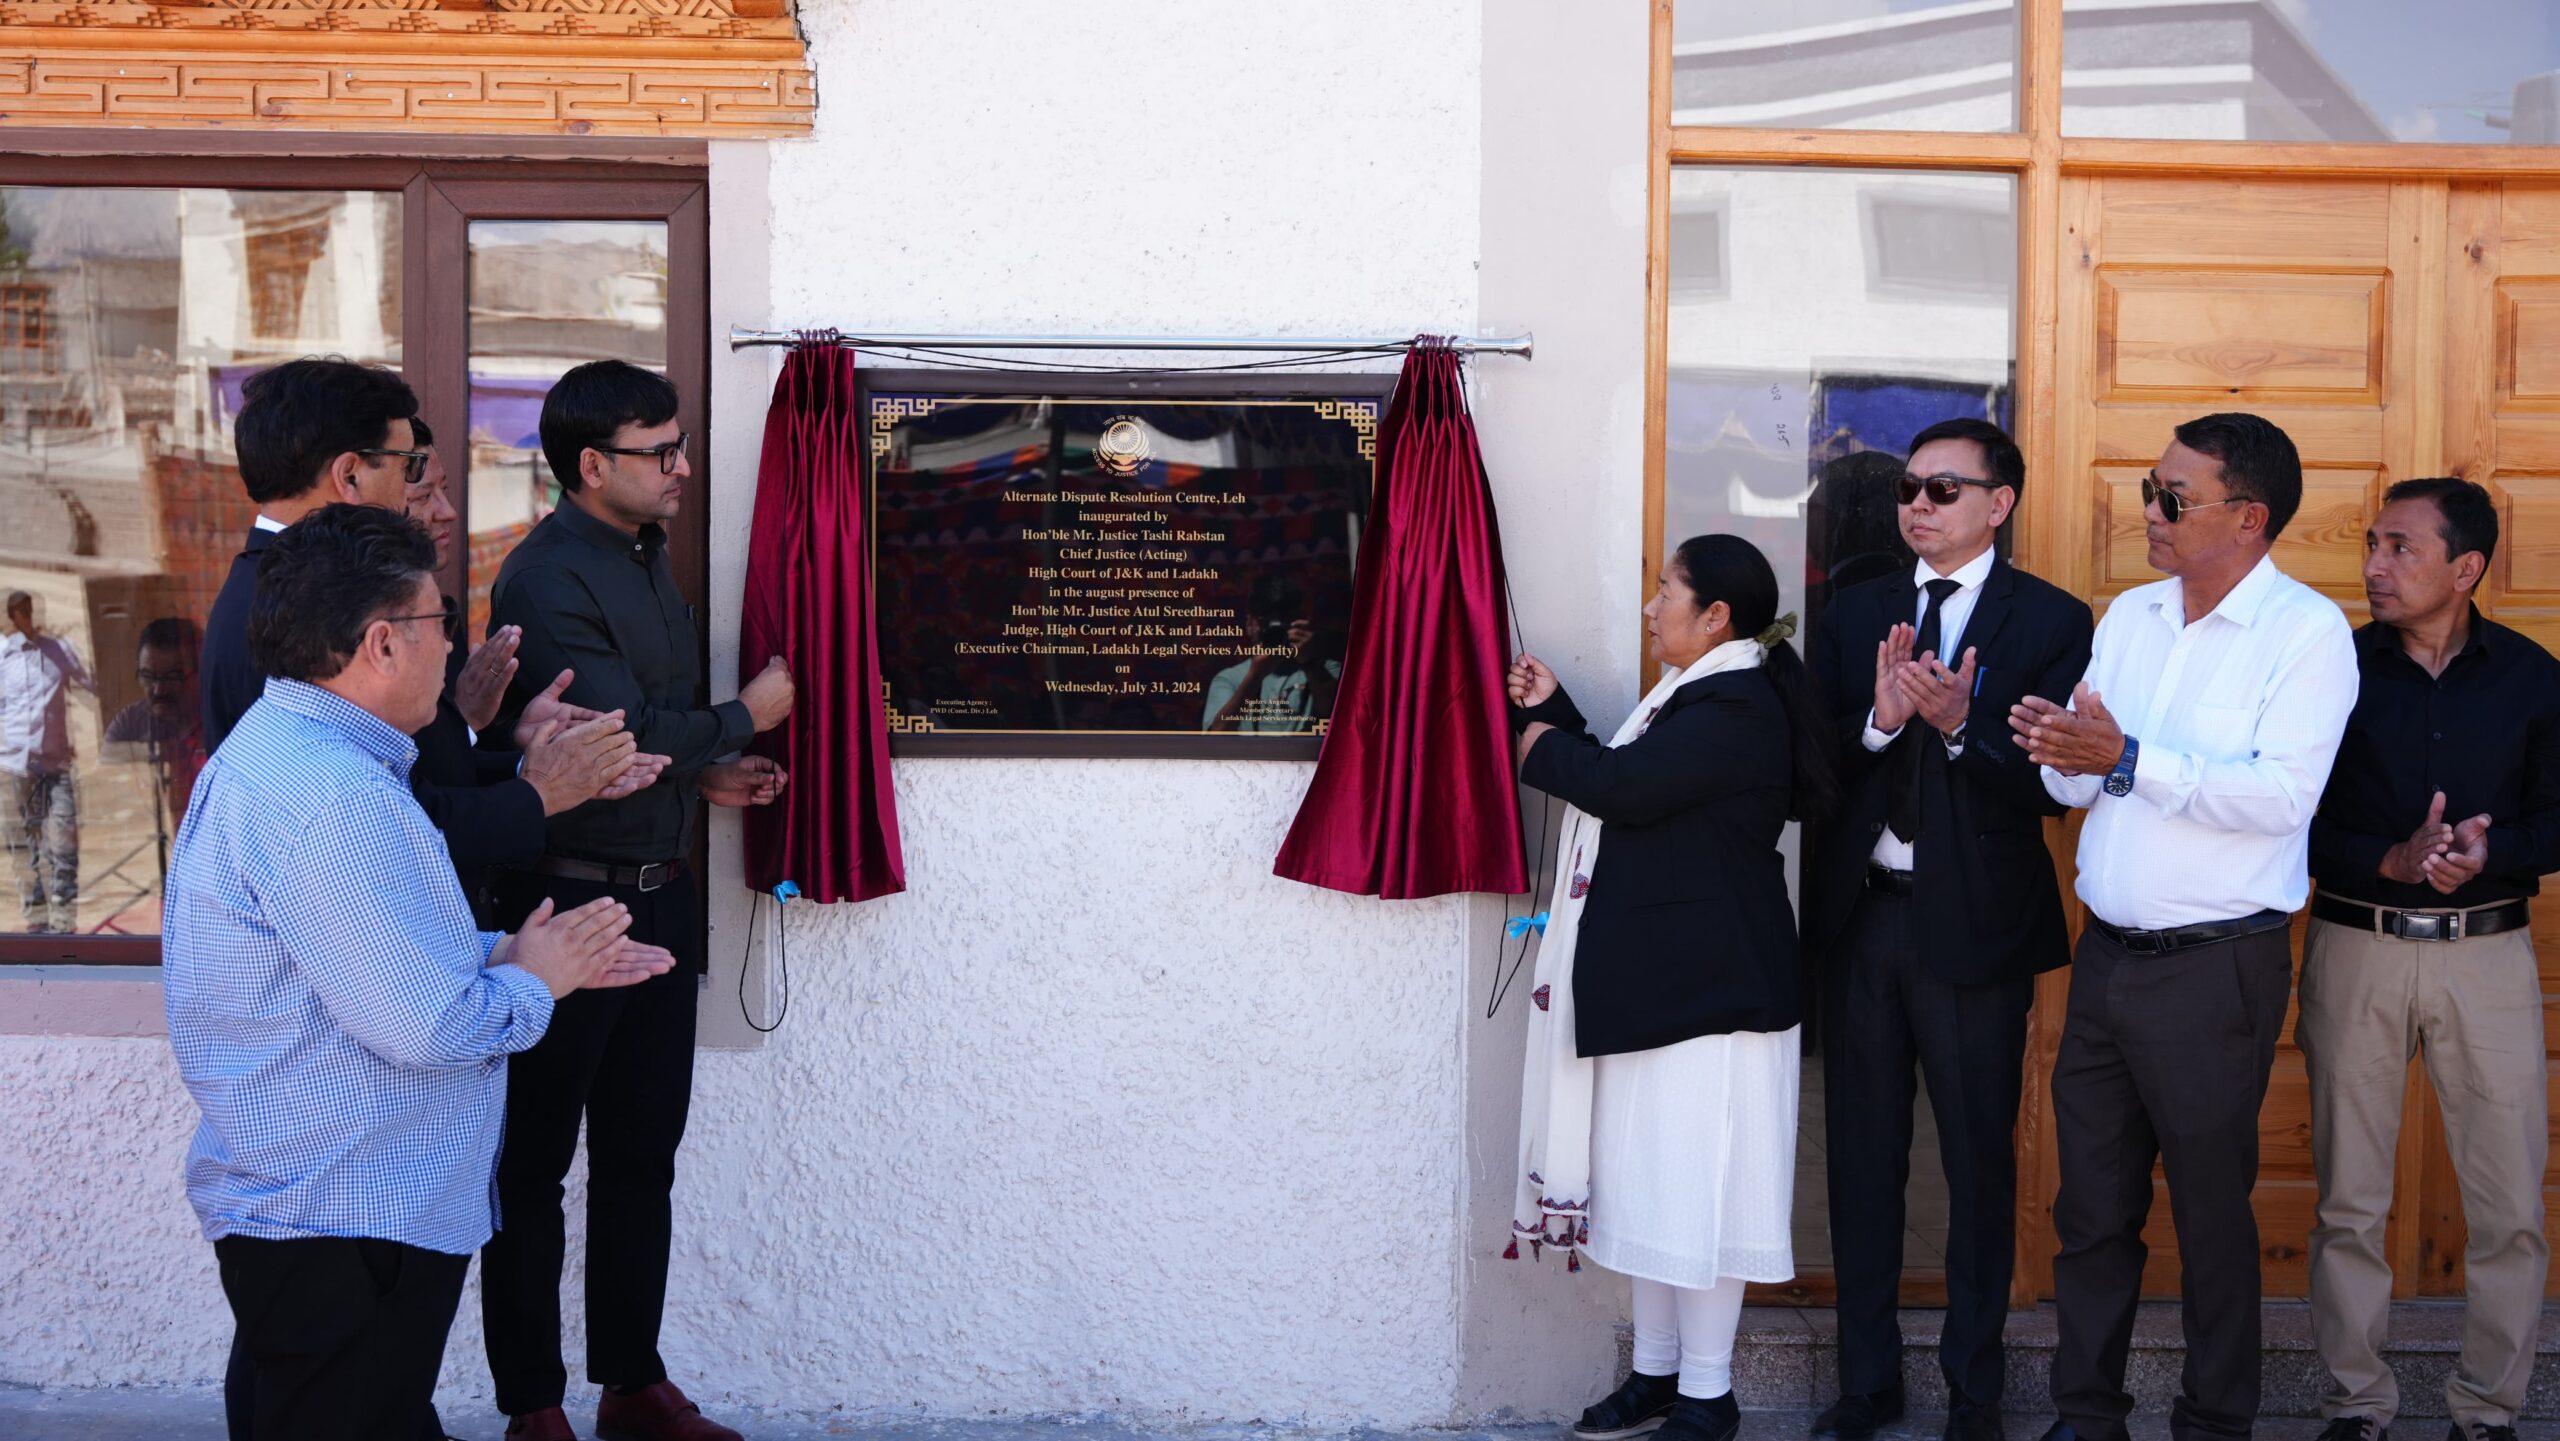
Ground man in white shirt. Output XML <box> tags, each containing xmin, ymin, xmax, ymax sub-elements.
<box><xmin>2009</xmin><ymin>413</ymin><xmax>2358</xmax><ymax>1441</ymax></box>
<box><xmin>1</xmin><ymin>589</ymin><xmax>94</xmax><ymax>934</ymax></box>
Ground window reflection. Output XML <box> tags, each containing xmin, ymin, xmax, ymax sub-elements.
<box><xmin>1672</xmin><ymin>0</ymin><xmax>2020</xmax><ymax>134</ymax></box>
<box><xmin>2061</xmin><ymin>0</ymin><xmax>2560</xmax><ymax>143</ymax></box>
<box><xmin>1666</xmin><ymin>166</ymin><xmax>2017</xmax><ymax>1274</ymax></box>
<box><xmin>463</xmin><ymin>220</ymin><xmax>669</xmax><ymax>640</ymax></box>
<box><xmin>0</xmin><ymin>186</ymin><xmax>398</xmax><ymax>938</ymax></box>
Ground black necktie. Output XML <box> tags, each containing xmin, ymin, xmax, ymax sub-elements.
<box><xmin>1888</xmin><ymin>577</ymin><xmax>1962</xmax><ymax>843</ymax></box>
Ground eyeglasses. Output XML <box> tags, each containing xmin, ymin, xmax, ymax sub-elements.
<box><xmin>2141</xmin><ymin>474</ymin><xmax>2243</xmax><ymax>524</ymax></box>
<box><xmin>136</xmin><ymin>667</ymin><xmax>194</xmax><ymax>686</ymax></box>
<box><xmin>1895</xmin><ymin>471</ymin><xmax>2000</xmax><ymax>506</ymax></box>
<box><xmin>355</xmin><ymin>447</ymin><xmax>432</xmax><ymax>487</ymax></box>
<box><xmin>589</xmin><ymin>432</ymin><xmax>689</xmax><ymax>476</ymax></box>
<box><xmin>379</xmin><ymin>594</ymin><xmax>461</xmax><ymax>643</ymax></box>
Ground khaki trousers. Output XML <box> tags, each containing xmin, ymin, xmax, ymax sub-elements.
<box><xmin>2298</xmin><ymin>913</ymin><xmax>2550</xmax><ymax>1429</ymax></box>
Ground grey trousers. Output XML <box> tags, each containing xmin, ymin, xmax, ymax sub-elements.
<box><xmin>2299</xmin><ymin>912</ymin><xmax>2549</xmax><ymax>1429</ymax></box>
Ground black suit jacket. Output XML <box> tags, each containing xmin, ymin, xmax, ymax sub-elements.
<box><xmin>411</xmin><ymin>643</ymin><xmax>547</xmax><ymax>893</ymax></box>
<box><xmin>201</xmin><ymin>522</ymin><xmax>544</xmax><ymax>882</ymax></box>
<box><xmin>200</xmin><ymin>525</ymin><xmax>273</xmax><ymax>755</ymax></box>
<box><xmin>1520</xmin><ymin>668</ymin><xmax>1800</xmax><ymax>1058</ymax></box>
<box><xmin>1805</xmin><ymin>558</ymin><xmax>2092</xmax><ymax>987</ymax></box>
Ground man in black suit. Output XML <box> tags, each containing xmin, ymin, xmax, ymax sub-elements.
<box><xmin>1806</xmin><ymin>419</ymin><xmax>2093</xmax><ymax>1441</ymax></box>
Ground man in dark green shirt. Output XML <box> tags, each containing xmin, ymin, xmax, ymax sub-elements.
<box><xmin>479</xmin><ymin>360</ymin><xmax>794</xmax><ymax>1441</ymax></box>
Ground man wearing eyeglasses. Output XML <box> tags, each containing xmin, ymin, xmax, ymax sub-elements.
<box><xmin>478</xmin><ymin>359</ymin><xmax>794</xmax><ymax>1441</ymax></box>
<box><xmin>2010</xmin><ymin>413</ymin><xmax>2358</xmax><ymax>1441</ymax></box>
<box><xmin>1804</xmin><ymin>418</ymin><xmax>2092</xmax><ymax>1441</ymax></box>
<box><xmin>208</xmin><ymin>360</ymin><xmax>658</xmax><ymax>1441</ymax></box>
<box><xmin>2298</xmin><ymin>478</ymin><xmax>2551</xmax><ymax>1441</ymax></box>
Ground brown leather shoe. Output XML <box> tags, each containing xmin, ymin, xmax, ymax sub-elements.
<box><xmin>505</xmin><ymin>1408</ymin><xmax>579</xmax><ymax>1441</ymax></box>
<box><xmin>594</xmin><ymin>1382</ymin><xmax>742</xmax><ymax>1441</ymax></box>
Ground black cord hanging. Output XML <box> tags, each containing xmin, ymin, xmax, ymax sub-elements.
<box><xmin>738</xmin><ymin>888</ymin><xmax>790</xmax><ymax>1034</ymax></box>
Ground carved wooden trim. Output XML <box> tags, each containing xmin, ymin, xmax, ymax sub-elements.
<box><xmin>0</xmin><ymin>0</ymin><xmax>814</xmax><ymax>137</ymax></box>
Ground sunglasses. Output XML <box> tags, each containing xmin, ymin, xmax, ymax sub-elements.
<box><xmin>380</xmin><ymin>594</ymin><xmax>461</xmax><ymax>643</ymax></box>
<box><xmin>1895</xmin><ymin>471</ymin><xmax>2000</xmax><ymax>506</ymax></box>
<box><xmin>355</xmin><ymin>447</ymin><xmax>432</xmax><ymax>487</ymax></box>
<box><xmin>2141</xmin><ymin>474</ymin><xmax>2243</xmax><ymax>524</ymax></box>
<box><xmin>590</xmin><ymin>432</ymin><xmax>689</xmax><ymax>477</ymax></box>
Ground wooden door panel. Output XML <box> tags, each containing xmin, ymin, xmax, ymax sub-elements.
<box><xmin>2097</xmin><ymin>177</ymin><xmax>2392</xmax><ymax>268</ymax></box>
<box><xmin>2099</xmin><ymin>268</ymin><xmax>2385</xmax><ymax>402</ymax></box>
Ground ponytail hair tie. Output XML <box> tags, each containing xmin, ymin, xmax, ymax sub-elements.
<box><xmin>1754</xmin><ymin>612</ymin><xmax>1798</xmax><ymax>648</ymax></box>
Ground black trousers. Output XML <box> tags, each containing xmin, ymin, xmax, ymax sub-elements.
<box><xmin>215</xmin><ymin>1235</ymin><xmax>467</xmax><ymax>1441</ymax></box>
<box><xmin>1822</xmin><ymin>887</ymin><xmax>2032</xmax><ymax>1407</ymax></box>
<box><xmin>479</xmin><ymin>869</ymin><xmax>700</xmax><ymax>1417</ymax></box>
<box><xmin>2048</xmin><ymin>920</ymin><xmax>2292</xmax><ymax>1441</ymax></box>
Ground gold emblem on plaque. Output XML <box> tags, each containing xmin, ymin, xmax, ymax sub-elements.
<box><xmin>1094</xmin><ymin>415</ymin><xmax>1152</xmax><ymax>478</ymax></box>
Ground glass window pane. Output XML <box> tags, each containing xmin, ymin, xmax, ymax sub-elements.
<box><xmin>462</xmin><ymin>220</ymin><xmax>670</xmax><ymax>641</ymax></box>
<box><xmin>0</xmin><ymin>186</ymin><xmax>399</xmax><ymax>942</ymax></box>
<box><xmin>1672</xmin><ymin>1</ymin><xmax>2019</xmax><ymax>133</ymax></box>
<box><xmin>2062</xmin><ymin>0</ymin><xmax>2560</xmax><ymax>143</ymax></box>
<box><xmin>1666</xmin><ymin>166</ymin><xmax>2015</xmax><ymax>1277</ymax></box>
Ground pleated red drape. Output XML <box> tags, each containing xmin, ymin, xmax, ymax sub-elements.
<box><xmin>1273</xmin><ymin>341</ymin><xmax>1527</xmax><ymax>899</ymax></box>
<box><xmin>740</xmin><ymin>342</ymin><xmax>905</xmax><ymax>903</ymax></box>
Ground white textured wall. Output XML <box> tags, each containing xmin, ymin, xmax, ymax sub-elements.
<box><xmin>0</xmin><ymin>0</ymin><xmax>1663</xmax><ymax>1426</ymax></box>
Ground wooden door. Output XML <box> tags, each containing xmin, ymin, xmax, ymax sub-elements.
<box><xmin>2029</xmin><ymin>171</ymin><xmax>2560</xmax><ymax>1301</ymax></box>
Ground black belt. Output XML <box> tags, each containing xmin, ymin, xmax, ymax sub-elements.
<box><xmin>1865</xmin><ymin>865</ymin><xmax>1915</xmax><ymax>897</ymax></box>
<box><xmin>2088</xmin><ymin>908</ymin><xmax>2289</xmax><ymax>956</ymax></box>
<box><xmin>524</xmin><ymin>856</ymin><xmax>687</xmax><ymax>892</ymax></box>
<box><xmin>2311</xmin><ymin>892</ymin><xmax>2530</xmax><ymax>943</ymax></box>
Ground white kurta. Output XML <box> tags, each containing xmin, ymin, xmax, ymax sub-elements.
<box><xmin>1509</xmin><ymin>638</ymin><xmax>1800</xmax><ymax>1289</ymax></box>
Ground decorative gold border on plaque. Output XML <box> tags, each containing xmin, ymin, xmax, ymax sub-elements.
<box><xmin>1311</xmin><ymin>398</ymin><xmax>1379</xmax><ymax>461</ymax></box>
<box><xmin>881</xmin><ymin>681</ymin><xmax>935</xmax><ymax>734</ymax></box>
<box><xmin>868</xmin><ymin>394</ymin><xmax>940</xmax><ymax>459</ymax></box>
<box><xmin>0</xmin><ymin>0</ymin><xmax>815</xmax><ymax>137</ymax></box>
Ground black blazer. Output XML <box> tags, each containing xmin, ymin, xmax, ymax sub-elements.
<box><xmin>200</xmin><ymin>525</ymin><xmax>273</xmax><ymax>755</ymax></box>
<box><xmin>1520</xmin><ymin>667</ymin><xmax>1800</xmax><ymax>1058</ymax></box>
<box><xmin>410</xmin><ymin>643</ymin><xmax>547</xmax><ymax>893</ymax></box>
<box><xmin>1804</xmin><ymin>559</ymin><xmax>2092</xmax><ymax>986</ymax></box>
<box><xmin>201</xmin><ymin>522</ymin><xmax>543</xmax><ymax>884</ymax></box>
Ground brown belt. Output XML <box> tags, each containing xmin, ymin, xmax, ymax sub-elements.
<box><xmin>523</xmin><ymin>856</ymin><xmax>687</xmax><ymax>892</ymax></box>
<box><xmin>2311</xmin><ymin>892</ymin><xmax>2530</xmax><ymax>943</ymax></box>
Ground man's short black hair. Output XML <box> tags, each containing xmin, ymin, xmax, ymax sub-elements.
<box><xmin>539</xmin><ymin>360</ymin><xmax>679</xmax><ymax>493</ymax></box>
<box><xmin>138</xmin><ymin>616</ymin><xmax>200</xmax><ymax>659</ymax></box>
<box><xmin>234</xmin><ymin>359</ymin><xmax>418</xmax><ymax>506</ymax></box>
<box><xmin>4</xmin><ymin>591</ymin><xmax>27</xmax><ymax>613</ymax></box>
<box><xmin>248</xmin><ymin>503</ymin><xmax>436</xmax><ymax>683</ymax></box>
<box><xmin>1906</xmin><ymin>416</ymin><xmax>2025</xmax><ymax>498</ymax></box>
<box><xmin>2382</xmin><ymin>475</ymin><xmax>2500</xmax><ymax>570</ymax></box>
<box><xmin>2173</xmin><ymin>412</ymin><xmax>2304</xmax><ymax>540</ymax></box>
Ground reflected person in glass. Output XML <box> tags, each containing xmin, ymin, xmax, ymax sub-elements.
<box><xmin>1</xmin><ymin>589</ymin><xmax>93</xmax><ymax>934</ymax></box>
<box><xmin>1507</xmin><ymin>535</ymin><xmax>1836</xmax><ymax>1441</ymax></box>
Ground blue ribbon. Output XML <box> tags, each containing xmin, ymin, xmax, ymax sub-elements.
<box><xmin>1506</xmin><ymin>910</ymin><xmax>1549</xmax><ymax>938</ymax></box>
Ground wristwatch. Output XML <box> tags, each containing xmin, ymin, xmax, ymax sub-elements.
<box><xmin>2103</xmin><ymin>735</ymin><xmax>2139</xmax><ymax>797</ymax></box>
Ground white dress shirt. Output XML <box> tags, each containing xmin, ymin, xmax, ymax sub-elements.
<box><xmin>0</xmin><ymin>629</ymin><xmax>94</xmax><ymax>775</ymax></box>
<box><xmin>1864</xmin><ymin>546</ymin><xmax>1997</xmax><ymax>870</ymax></box>
<box><xmin>2043</xmin><ymin>554</ymin><xmax>2357</xmax><ymax>929</ymax></box>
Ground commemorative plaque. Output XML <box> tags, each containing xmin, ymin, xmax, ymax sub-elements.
<box><xmin>865</xmin><ymin>373</ymin><xmax>1388</xmax><ymax>757</ymax></box>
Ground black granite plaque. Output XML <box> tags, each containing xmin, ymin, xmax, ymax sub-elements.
<box><xmin>865</xmin><ymin>373</ymin><xmax>1386</xmax><ymax>757</ymax></box>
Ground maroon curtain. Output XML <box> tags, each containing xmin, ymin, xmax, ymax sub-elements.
<box><xmin>740</xmin><ymin>342</ymin><xmax>906</xmax><ymax>903</ymax></box>
<box><xmin>1273</xmin><ymin>341</ymin><xmax>1527</xmax><ymax>899</ymax></box>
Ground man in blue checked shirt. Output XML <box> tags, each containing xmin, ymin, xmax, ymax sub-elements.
<box><xmin>164</xmin><ymin>504</ymin><xmax>678</xmax><ymax>1441</ymax></box>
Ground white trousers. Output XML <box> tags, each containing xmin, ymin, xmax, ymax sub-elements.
<box><xmin>1629</xmin><ymin>1274</ymin><xmax>1748</xmax><ymax>1398</ymax></box>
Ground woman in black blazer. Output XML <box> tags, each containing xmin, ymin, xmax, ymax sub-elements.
<box><xmin>1506</xmin><ymin>534</ymin><xmax>1836</xmax><ymax>1441</ymax></box>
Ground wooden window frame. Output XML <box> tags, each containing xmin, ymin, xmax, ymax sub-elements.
<box><xmin>0</xmin><ymin>135</ymin><xmax>711</xmax><ymax>967</ymax></box>
<box><xmin>1645</xmin><ymin>0</ymin><xmax>2560</xmax><ymax>1308</ymax></box>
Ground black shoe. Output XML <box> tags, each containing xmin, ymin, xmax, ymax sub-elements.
<box><xmin>2448</xmin><ymin>1424</ymin><xmax>2517</xmax><ymax>1441</ymax></box>
<box><xmin>1812</xmin><ymin>1388</ymin><xmax>1906</xmax><ymax>1440</ymax></box>
<box><xmin>2318</xmin><ymin>1418</ymin><xmax>2385</xmax><ymax>1441</ymax></box>
<box><xmin>1659</xmin><ymin>1394</ymin><xmax>1741</xmax><ymax>1441</ymax></box>
<box><xmin>1943</xmin><ymin>1405</ymin><xmax>2002</xmax><ymax>1441</ymax></box>
<box><xmin>1574</xmin><ymin>1372</ymin><xmax>1681</xmax><ymax>1441</ymax></box>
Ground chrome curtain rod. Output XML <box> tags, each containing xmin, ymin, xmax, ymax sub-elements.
<box><xmin>726</xmin><ymin>326</ymin><xmax>1533</xmax><ymax>358</ymax></box>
